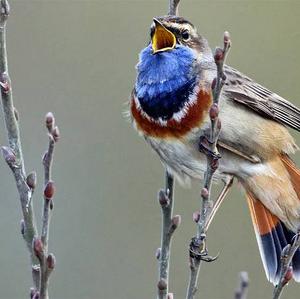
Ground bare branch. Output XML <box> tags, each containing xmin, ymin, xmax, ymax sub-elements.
<box><xmin>273</xmin><ymin>230</ymin><xmax>300</xmax><ymax>299</ymax></box>
<box><xmin>0</xmin><ymin>2</ymin><xmax>59</xmax><ymax>298</ymax></box>
<box><xmin>0</xmin><ymin>0</ymin><xmax>40</xmax><ymax>289</ymax></box>
<box><xmin>186</xmin><ymin>31</ymin><xmax>232</xmax><ymax>299</ymax></box>
<box><xmin>234</xmin><ymin>272</ymin><xmax>249</xmax><ymax>299</ymax></box>
<box><xmin>168</xmin><ymin>0</ymin><xmax>180</xmax><ymax>16</ymax></box>
<box><xmin>157</xmin><ymin>172</ymin><xmax>179</xmax><ymax>299</ymax></box>
<box><xmin>39</xmin><ymin>113</ymin><xmax>59</xmax><ymax>299</ymax></box>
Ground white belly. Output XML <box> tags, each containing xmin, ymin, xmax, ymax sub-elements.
<box><xmin>145</xmin><ymin>135</ymin><xmax>272</xmax><ymax>186</ymax></box>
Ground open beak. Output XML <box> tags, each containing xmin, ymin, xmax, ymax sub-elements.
<box><xmin>152</xmin><ymin>18</ymin><xmax>176</xmax><ymax>54</ymax></box>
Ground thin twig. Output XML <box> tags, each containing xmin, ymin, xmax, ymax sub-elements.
<box><xmin>157</xmin><ymin>172</ymin><xmax>180</xmax><ymax>299</ymax></box>
<box><xmin>39</xmin><ymin>113</ymin><xmax>59</xmax><ymax>299</ymax></box>
<box><xmin>186</xmin><ymin>32</ymin><xmax>231</xmax><ymax>299</ymax></box>
<box><xmin>168</xmin><ymin>0</ymin><xmax>180</xmax><ymax>16</ymax></box>
<box><xmin>0</xmin><ymin>2</ymin><xmax>59</xmax><ymax>298</ymax></box>
<box><xmin>0</xmin><ymin>0</ymin><xmax>40</xmax><ymax>290</ymax></box>
<box><xmin>234</xmin><ymin>272</ymin><xmax>249</xmax><ymax>299</ymax></box>
<box><xmin>273</xmin><ymin>230</ymin><xmax>300</xmax><ymax>299</ymax></box>
<box><xmin>186</xmin><ymin>257</ymin><xmax>201</xmax><ymax>299</ymax></box>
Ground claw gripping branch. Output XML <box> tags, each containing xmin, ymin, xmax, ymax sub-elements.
<box><xmin>273</xmin><ymin>230</ymin><xmax>300</xmax><ymax>299</ymax></box>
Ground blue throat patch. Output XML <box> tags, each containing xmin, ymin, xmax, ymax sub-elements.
<box><xmin>135</xmin><ymin>45</ymin><xmax>198</xmax><ymax>120</ymax></box>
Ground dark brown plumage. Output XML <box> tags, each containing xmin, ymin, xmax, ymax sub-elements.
<box><xmin>224</xmin><ymin>65</ymin><xmax>300</xmax><ymax>131</ymax></box>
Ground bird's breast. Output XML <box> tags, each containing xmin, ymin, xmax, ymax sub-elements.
<box><xmin>130</xmin><ymin>86</ymin><xmax>212</xmax><ymax>139</ymax></box>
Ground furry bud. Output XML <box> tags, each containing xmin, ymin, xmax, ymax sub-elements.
<box><xmin>239</xmin><ymin>271</ymin><xmax>249</xmax><ymax>288</ymax></box>
<box><xmin>209</xmin><ymin>104</ymin><xmax>219</xmax><ymax>120</ymax></box>
<box><xmin>0</xmin><ymin>78</ymin><xmax>10</xmax><ymax>94</ymax></box>
<box><xmin>44</xmin><ymin>181</ymin><xmax>55</xmax><ymax>200</ymax></box>
<box><xmin>0</xmin><ymin>2</ymin><xmax>10</xmax><ymax>19</ymax></box>
<box><xmin>283</xmin><ymin>267</ymin><xmax>293</xmax><ymax>285</ymax></box>
<box><xmin>1</xmin><ymin>146</ymin><xmax>16</xmax><ymax>165</ymax></box>
<box><xmin>211</xmin><ymin>157</ymin><xmax>219</xmax><ymax>171</ymax></box>
<box><xmin>45</xmin><ymin>112</ymin><xmax>55</xmax><ymax>131</ymax></box>
<box><xmin>201</xmin><ymin>188</ymin><xmax>209</xmax><ymax>199</ymax></box>
<box><xmin>33</xmin><ymin>239</ymin><xmax>43</xmax><ymax>258</ymax></box>
<box><xmin>224</xmin><ymin>31</ymin><xmax>230</xmax><ymax>44</ymax></box>
<box><xmin>171</xmin><ymin>215</ymin><xmax>181</xmax><ymax>229</ymax></box>
<box><xmin>158</xmin><ymin>190</ymin><xmax>169</xmax><ymax>207</ymax></box>
<box><xmin>157</xmin><ymin>279</ymin><xmax>167</xmax><ymax>291</ymax></box>
<box><xmin>214</xmin><ymin>47</ymin><xmax>224</xmax><ymax>63</ymax></box>
<box><xmin>26</xmin><ymin>171</ymin><xmax>37</xmax><ymax>189</ymax></box>
<box><xmin>47</xmin><ymin>253</ymin><xmax>56</xmax><ymax>270</ymax></box>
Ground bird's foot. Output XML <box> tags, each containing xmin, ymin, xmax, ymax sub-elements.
<box><xmin>189</xmin><ymin>235</ymin><xmax>219</xmax><ymax>262</ymax></box>
<box><xmin>198</xmin><ymin>135</ymin><xmax>221</xmax><ymax>160</ymax></box>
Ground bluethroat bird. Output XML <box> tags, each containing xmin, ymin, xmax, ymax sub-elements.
<box><xmin>129</xmin><ymin>16</ymin><xmax>300</xmax><ymax>285</ymax></box>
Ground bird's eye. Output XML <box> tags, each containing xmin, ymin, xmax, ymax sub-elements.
<box><xmin>182</xmin><ymin>30</ymin><xmax>190</xmax><ymax>40</ymax></box>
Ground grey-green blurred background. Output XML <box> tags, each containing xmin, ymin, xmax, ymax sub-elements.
<box><xmin>0</xmin><ymin>1</ymin><xmax>299</xmax><ymax>298</ymax></box>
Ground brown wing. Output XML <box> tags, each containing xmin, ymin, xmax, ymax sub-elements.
<box><xmin>223</xmin><ymin>65</ymin><xmax>300</xmax><ymax>131</ymax></box>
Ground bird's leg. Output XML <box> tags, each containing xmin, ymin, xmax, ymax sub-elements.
<box><xmin>198</xmin><ymin>135</ymin><xmax>221</xmax><ymax>160</ymax></box>
<box><xmin>205</xmin><ymin>175</ymin><xmax>234</xmax><ymax>231</ymax></box>
<box><xmin>189</xmin><ymin>176</ymin><xmax>233</xmax><ymax>262</ymax></box>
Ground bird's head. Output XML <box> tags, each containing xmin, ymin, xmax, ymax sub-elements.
<box><xmin>150</xmin><ymin>16</ymin><xmax>210</xmax><ymax>57</ymax></box>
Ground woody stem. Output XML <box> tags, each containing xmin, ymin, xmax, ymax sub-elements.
<box><xmin>0</xmin><ymin>0</ymin><xmax>40</xmax><ymax>290</ymax></box>
<box><xmin>186</xmin><ymin>31</ymin><xmax>231</xmax><ymax>299</ymax></box>
<box><xmin>273</xmin><ymin>231</ymin><xmax>300</xmax><ymax>299</ymax></box>
<box><xmin>157</xmin><ymin>172</ymin><xmax>179</xmax><ymax>299</ymax></box>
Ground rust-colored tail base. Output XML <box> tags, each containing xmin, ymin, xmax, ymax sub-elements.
<box><xmin>246</xmin><ymin>155</ymin><xmax>300</xmax><ymax>285</ymax></box>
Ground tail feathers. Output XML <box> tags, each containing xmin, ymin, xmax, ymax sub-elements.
<box><xmin>246</xmin><ymin>192</ymin><xmax>300</xmax><ymax>284</ymax></box>
<box><xmin>281</xmin><ymin>154</ymin><xmax>300</xmax><ymax>198</ymax></box>
<box><xmin>281</xmin><ymin>154</ymin><xmax>300</xmax><ymax>282</ymax></box>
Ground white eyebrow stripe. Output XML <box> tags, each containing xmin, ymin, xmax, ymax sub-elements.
<box><xmin>164</xmin><ymin>22</ymin><xmax>193</xmax><ymax>32</ymax></box>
